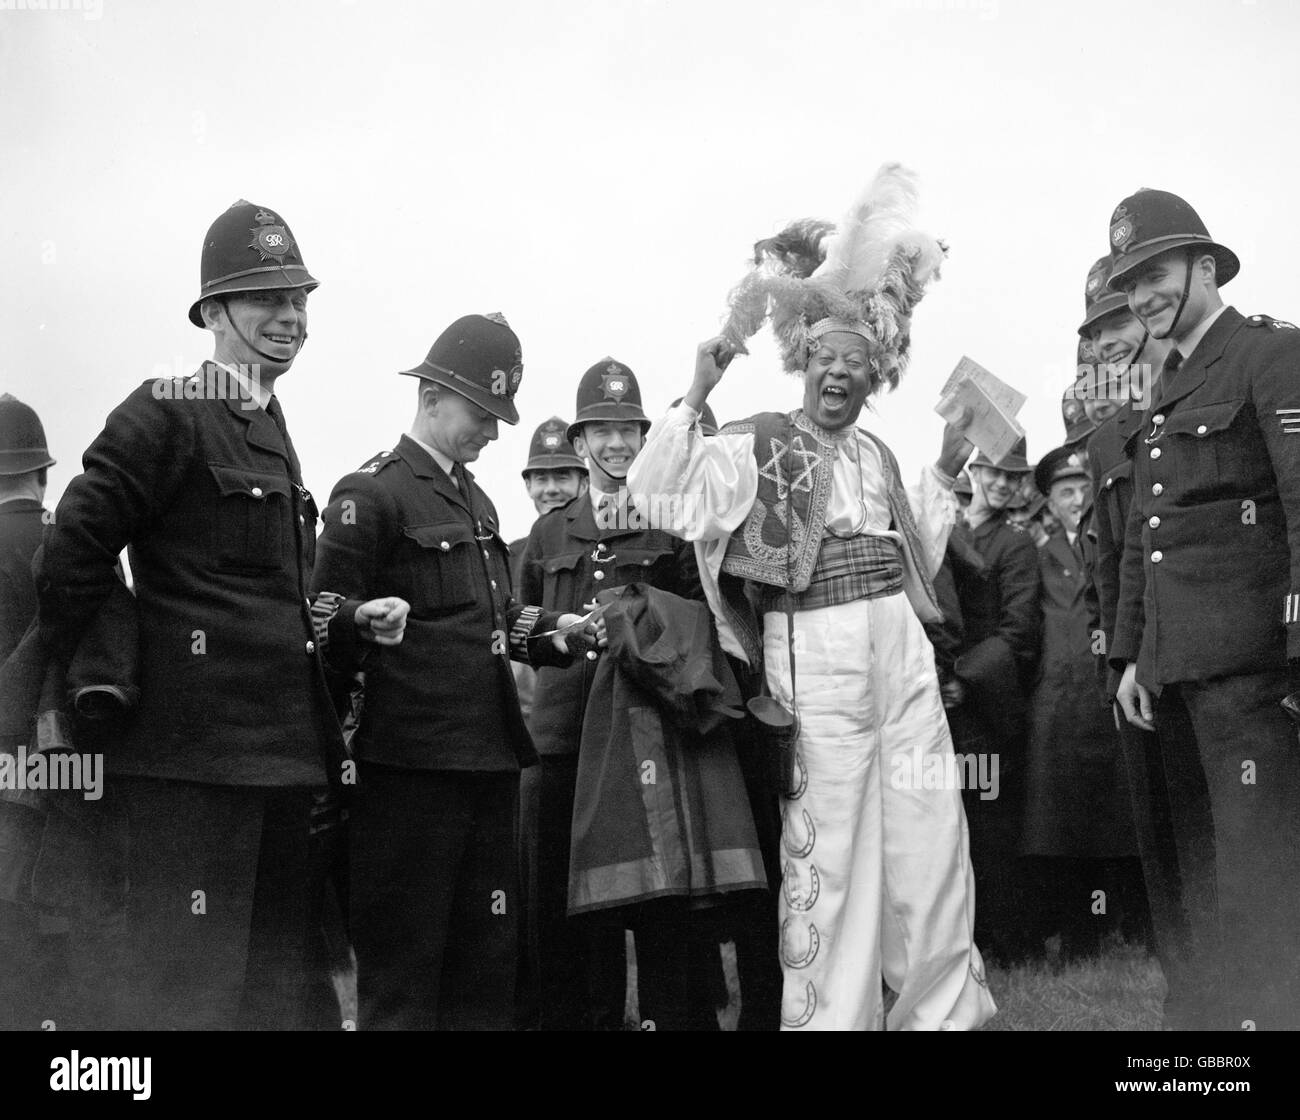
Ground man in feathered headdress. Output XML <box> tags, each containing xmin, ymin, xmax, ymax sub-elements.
<box><xmin>629</xmin><ymin>164</ymin><xmax>996</xmax><ymax>1031</ymax></box>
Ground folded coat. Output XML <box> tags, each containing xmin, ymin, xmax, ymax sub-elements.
<box><xmin>568</xmin><ymin>583</ymin><xmax>768</xmax><ymax>914</ymax></box>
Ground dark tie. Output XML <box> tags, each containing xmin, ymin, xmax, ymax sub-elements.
<box><xmin>1161</xmin><ymin>348</ymin><xmax>1184</xmax><ymax>383</ymax></box>
<box><xmin>265</xmin><ymin>396</ymin><xmax>302</xmax><ymax>485</ymax></box>
<box><xmin>451</xmin><ymin>462</ymin><xmax>475</xmax><ymax>517</ymax></box>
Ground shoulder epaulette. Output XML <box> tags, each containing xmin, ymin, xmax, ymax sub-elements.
<box><xmin>1246</xmin><ymin>314</ymin><xmax>1298</xmax><ymax>330</ymax></box>
<box><xmin>354</xmin><ymin>449</ymin><xmax>401</xmax><ymax>475</ymax></box>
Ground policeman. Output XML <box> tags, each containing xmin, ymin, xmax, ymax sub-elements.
<box><xmin>1078</xmin><ymin>253</ymin><xmax>1214</xmax><ymax>1027</ymax></box>
<box><xmin>511</xmin><ymin>416</ymin><xmax>587</xmax><ymax>1024</ymax></box>
<box><xmin>0</xmin><ymin>394</ymin><xmax>56</xmax><ymax>1030</ymax></box>
<box><xmin>937</xmin><ymin>437</ymin><xmax>1041</xmax><ymax>962</ymax></box>
<box><xmin>1107</xmin><ymin>188</ymin><xmax>1300</xmax><ymax>1029</ymax></box>
<box><xmin>517</xmin><ymin>358</ymin><xmax>709</xmax><ymax>1030</ymax></box>
<box><xmin>514</xmin><ymin>417</ymin><xmax>589</xmax><ymax>555</ymax></box>
<box><xmin>310</xmin><ymin>313</ymin><xmax>587</xmax><ymax>1030</ymax></box>
<box><xmin>36</xmin><ymin>200</ymin><xmax>406</xmax><ymax>1030</ymax></box>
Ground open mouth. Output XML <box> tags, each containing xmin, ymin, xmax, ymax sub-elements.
<box><xmin>821</xmin><ymin>384</ymin><xmax>849</xmax><ymax>408</ymax></box>
<box><xmin>264</xmin><ymin>333</ymin><xmax>297</xmax><ymax>345</ymax></box>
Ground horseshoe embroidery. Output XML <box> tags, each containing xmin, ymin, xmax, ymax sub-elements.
<box><xmin>781</xmin><ymin>919</ymin><xmax>821</xmax><ymax>969</ymax></box>
<box><xmin>782</xmin><ymin>860</ymin><xmax>821</xmax><ymax>912</ymax></box>
<box><xmin>786</xmin><ymin>752</ymin><xmax>808</xmax><ymax>800</ymax></box>
<box><xmin>781</xmin><ymin>981</ymin><xmax>817</xmax><ymax>1029</ymax></box>
<box><xmin>783</xmin><ymin>807</ymin><xmax>816</xmax><ymax>858</ymax></box>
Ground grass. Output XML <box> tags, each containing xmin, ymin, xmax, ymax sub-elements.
<box><xmin>337</xmin><ymin>933</ymin><xmax>1165</xmax><ymax>1030</ymax></box>
<box><xmin>978</xmin><ymin>936</ymin><xmax>1164</xmax><ymax>1031</ymax></box>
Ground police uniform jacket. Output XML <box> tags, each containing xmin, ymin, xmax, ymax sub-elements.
<box><xmin>1111</xmin><ymin>309</ymin><xmax>1300</xmax><ymax>685</ymax></box>
<box><xmin>1087</xmin><ymin>404</ymin><xmax>1145</xmax><ymax>699</ymax></box>
<box><xmin>518</xmin><ymin>492</ymin><xmax>702</xmax><ymax>756</ymax></box>
<box><xmin>310</xmin><ymin>435</ymin><xmax>569</xmax><ymax>772</ymax></box>
<box><xmin>1</xmin><ymin>498</ymin><xmax>44</xmax><ymax>666</ymax></box>
<box><xmin>36</xmin><ymin>372</ymin><xmax>342</xmax><ymax>786</ymax></box>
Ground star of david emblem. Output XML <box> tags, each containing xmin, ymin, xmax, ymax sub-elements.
<box><xmin>757</xmin><ymin>435</ymin><xmax>819</xmax><ymax>499</ymax></box>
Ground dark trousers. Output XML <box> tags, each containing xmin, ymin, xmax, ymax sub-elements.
<box><xmin>108</xmin><ymin>777</ymin><xmax>315</xmax><ymax>1030</ymax></box>
<box><xmin>522</xmin><ymin>754</ymin><xmax>627</xmax><ymax>1030</ymax></box>
<box><xmin>1114</xmin><ymin>702</ymin><xmax>1220</xmax><ymax>1028</ymax></box>
<box><xmin>947</xmin><ymin>707</ymin><xmax>1036</xmax><ymax>963</ymax></box>
<box><xmin>1156</xmin><ymin>669</ymin><xmax>1300</xmax><ymax>1029</ymax></box>
<box><xmin>351</xmin><ymin>763</ymin><xmax>519</xmax><ymax>1030</ymax></box>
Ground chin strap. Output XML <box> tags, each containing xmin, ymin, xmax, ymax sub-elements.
<box><xmin>222</xmin><ymin>296</ymin><xmax>306</xmax><ymax>366</ymax></box>
<box><xmin>1153</xmin><ymin>250</ymin><xmax>1195</xmax><ymax>341</ymax></box>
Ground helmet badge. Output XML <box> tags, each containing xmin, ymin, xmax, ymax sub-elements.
<box><xmin>248</xmin><ymin>208</ymin><xmax>295</xmax><ymax>262</ymax></box>
<box><xmin>601</xmin><ymin>364</ymin><xmax>629</xmax><ymax>401</ymax></box>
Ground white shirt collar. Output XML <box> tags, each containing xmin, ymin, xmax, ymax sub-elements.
<box><xmin>212</xmin><ymin>360</ymin><xmax>272</xmax><ymax>409</ymax></box>
<box><xmin>589</xmin><ymin>483</ymin><xmax>627</xmax><ymax>512</ymax></box>
<box><xmin>407</xmin><ymin>433</ymin><xmax>457</xmax><ymax>481</ymax></box>
<box><xmin>1176</xmin><ymin>304</ymin><xmax>1229</xmax><ymax>363</ymax></box>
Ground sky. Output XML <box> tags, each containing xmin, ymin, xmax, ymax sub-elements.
<box><xmin>3</xmin><ymin>0</ymin><xmax>1298</xmax><ymax>541</ymax></box>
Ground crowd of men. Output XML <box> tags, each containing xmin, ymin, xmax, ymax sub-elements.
<box><xmin>1</xmin><ymin>185</ymin><xmax>1298</xmax><ymax>1031</ymax></box>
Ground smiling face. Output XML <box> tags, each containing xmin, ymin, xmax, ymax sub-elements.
<box><xmin>525</xmin><ymin>467</ymin><xmax>587</xmax><ymax>514</ymax></box>
<box><xmin>573</xmin><ymin>421</ymin><xmax>645</xmax><ymax>488</ymax></box>
<box><xmin>1119</xmin><ymin>248</ymin><xmax>1218</xmax><ymax>342</ymax></box>
<box><xmin>205</xmin><ymin>288</ymin><xmax>309</xmax><ymax>373</ymax></box>
<box><xmin>969</xmin><ymin>464</ymin><xmax>1026</xmax><ymax>511</ymax></box>
<box><xmin>415</xmin><ymin>383</ymin><xmax>500</xmax><ymax>464</ymax></box>
<box><xmin>801</xmin><ymin>331</ymin><xmax>874</xmax><ymax>430</ymax></box>
<box><xmin>1048</xmin><ymin>475</ymin><xmax>1091</xmax><ymax>534</ymax></box>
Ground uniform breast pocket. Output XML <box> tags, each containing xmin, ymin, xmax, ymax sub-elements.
<box><xmin>1161</xmin><ymin>399</ymin><xmax>1250</xmax><ymax>496</ymax></box>
<box><xmin>541</xmin><ymin>551</ymin><xmax>584</xmax><ymax>611</ymax></box>
<box><xmin>208</xmin><ymin>463</ymin><xmax>291</xmax><ymax>570</ymax></box>
<box><xmin>402</xmin><ymin>522</ymin><xmax>479</xmax><ymax>613</ymax></box>
<box><xmin>612</xmin><ymin>545</ymin><xmax>678</xmax><ymax>589</ymax></box>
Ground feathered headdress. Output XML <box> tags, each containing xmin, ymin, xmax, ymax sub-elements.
<box><xmin>720</xmin><ymin>163</ymin><xmax>946</xmax><ymax>389</ymax></box>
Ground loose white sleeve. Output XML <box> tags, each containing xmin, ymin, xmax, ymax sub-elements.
<box><xmin>907</xmin><ymin>463</ymin><xmax>958</xmax><ymax>578</ymax></box>
<box><xmin>627</xmin><ymin>403</ymin><xmax>757</xmax><ymax>541</ymax></box>
<box><xmin>629</xmin><ymin>403</ymin><xmax>758</xmax><ymax>661</ymax></box>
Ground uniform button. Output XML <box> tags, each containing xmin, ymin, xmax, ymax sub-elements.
<box><xmin>1149</xmin><ymin>515</ymin><xmax>1160</xmax><ymax>529</ymax></box>
<box><xmin>482</xmin><ymin>549</ymin><xmax>490</xmax><ymax>560</ymax></box>
<box><xmin>440</xmin><ymin>541</ymin><xmax>450</xmax><ymax>551</ymax></box>
<box><xmin>593</xmin><ymin>570</ymin><xmax>606</xmax><ymax>581</ymax></box>
<box><xmin>251</xmin><ymin>486</ymin><xmax>264</xmax><ymax>498</ymax></box>
<box><xmin>1152</xmin><ymin>413</ymin><xmax>1165</xmax><ymax>425</ymax></box>
<box><xmin>1152</xmin><ymin>483</ymin><xmax>1163</xmax><ymax>496</ymax></box>
<box><xmin>380</xmin><ymin>451</ymin><xmax>391</xmax><ymax>457</ymax></box>
<box><xmin>298</xmin><ymin>515</ymin><xmax>305</xmax><ymax>526</ymax></box>
<box><xmin>490</xmin><ymin>580</ymin><xmax>498</xmax><ymax>590</ymax></box>
<box><xmin>642</xmin><ymin>559</ymin><xmax>651</xmax><ymax>566</ymax></box>
<box><xmin>305</xmin><ymin>640</ymin><xmax>316</xmax><ymax>654</ymax></box>
<box><xmin>304</xmin><ymin>597</ymin><xmax>312</xmax><ymax>609</ymax></box>
<box><xmin>1150</xmin><ymin>447</ymin><xmax>1161</xmax><ymax>459</ymax></box>
<box><xmin>1151</xmin><ymin>550</ymin><xmax>1163</xmax><ymax>563</ymax></box>
<box><xmin>1196</xmin><ymin>424</ymin><xmax>1207</xmax><ymax>435</ymax></box>
<box><xmin>1105</xmin><ymin>478</ymin><xmax>1114</xmax><ymax>489</ymax></box>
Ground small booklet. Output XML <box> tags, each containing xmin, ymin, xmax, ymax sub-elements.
<box><xmin>935</xmin><ymin>356</ymin><xmax>1027</xmax><ymax>465</ymax></box>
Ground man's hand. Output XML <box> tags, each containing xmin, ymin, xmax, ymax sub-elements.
<box><xmin>684</xmin><ymin>336</ymin><xmax>738</xmax><ymax>413</ymax></box>
<box><xmin>940</xmin><ymin>677</ymin><xmax>967</xmax><ymax>709</ymax></box>
<box><xmin>553</xmin><ymin>610</ymin><xmax>608</xmax><ymax>658</ymax></box>
<box><xmin>355</xmin><ymin>597</ymin><xmax>409</xmax><ymax>646</ymax></box>
<box><xmin>1116</xmin><ymin>661</ymin><xmax>1155</xmax><ymax>731</ymax></box>
<box><xmin>936</xmin><ymin>409</ymin><xmax>975</xmax><ymax>479</ymax></box>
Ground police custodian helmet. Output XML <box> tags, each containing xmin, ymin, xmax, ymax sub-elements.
<box><xmin>522</xmin><ymin>417</ymin><xmax>587</xmax><ymax>478</ymax></box>
<box><xmin>566</xmin><ymin>359</ymin><xmax>650</xmax><ymax>443</ymax></box>
<box><xmin>1105</xmin><ymin>189</ymin><xmax>1239</xmax><ymax>292</ymax></box>
<box><xmin>0</xmin><ymin>393</ymin><xmax>56</xmax><ymax>476</ymax></box>
<box><xmin>188</xmin><ymin>200</ymin><xmax>319</xmax><ymax>327</ymax></box>
<box><xmin>400</xmin><ymin>313</ymin><xmax>524</xmax><ymax>425</ymax></box>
